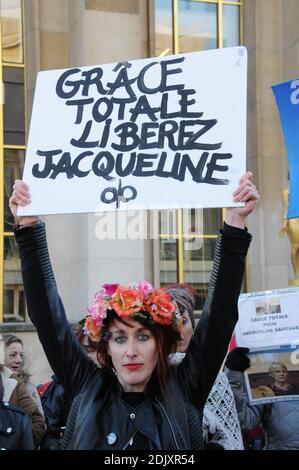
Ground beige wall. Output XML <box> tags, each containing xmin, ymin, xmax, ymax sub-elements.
<box><xmin>24</xmin><ymin>0</ymin><xmax>69</xmax><ymax>121</ymax></box>
<box><xmin>243</xmin><ymin>0</ymin><xmax>297</xmax><ymax>291</ymax></box>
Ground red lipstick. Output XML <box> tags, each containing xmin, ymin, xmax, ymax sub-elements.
<box><xmin>123</xmin><ymin>363</ymin><xmax>143</xmax><ymax>370</ymax></box>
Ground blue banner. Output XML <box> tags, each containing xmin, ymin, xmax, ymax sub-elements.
<box><xmin>272</xmin><ymin>79</ymin><xmax>299</xmax><ymax>218</ymax></box>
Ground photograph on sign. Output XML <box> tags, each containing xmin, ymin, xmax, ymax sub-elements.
<box><xmin>255</xmin><ymin>298</ymin><xmax>281</xmax><ymax>315</ymax></box>
<box><xmin>18</xmin><ymin>46</ymin><xmax>247</xmax><ymax>216</ymax></box>
<box><xmin>235</xmin><ymin>288</ymin><xmax>299</xmax><ymax>349</ymax></box>
<box><xmin>244</xmin><ymin>346</ymin><xmax>299</xmax><ymax>405</ymax></box>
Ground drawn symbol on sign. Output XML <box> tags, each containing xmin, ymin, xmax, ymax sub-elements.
<box><xmin>100</xmin><ymin>179</ymin><xmax>137</xmax><ymax>209</ymax></box>
<box><xmin>113</xmin><ymin>61</ymin><xmax>132</xmax><ymax>72</ymax></box>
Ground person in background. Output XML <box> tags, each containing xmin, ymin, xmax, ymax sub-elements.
<box><xmin>268</xmin><ymin>362</ymin><xmax>299</xmax><ymax>396</ymax></box>
<box><xmin>0</xmin><ymin>335</ymin><xmax>45</xmax><ymax>447</ymax></box>
<box><xmin>166</xmin><ymin>284</ymin><xmax>244</xmax><ymax>450</ymax></box>
<box><xmin>0</xmin><ymin>373</ymin><xmax>35</xmax><ymax>450</ymax></box>
<box><xmin>225</xmin><ymin>347</ymin><xmax>299</xmax><ymax>449</ymax></box>
<box><xmin>73</xmin><ymin>323</ymin><xmax>100</xmax><ymax>365</ymax></box>
<box><xmin>4</xmin><ymin>334</ymin><xmax>44</xmax><ymax>417</ymax></box>
<box><xmin>167</xmin><ymin>285</ymin><xmax>195</xmax><ymax>354</ymax></box>
<box><xmin>39</xmin><ymin>324</ymin><xmax>99</xmax><ymax>450</ymax></box>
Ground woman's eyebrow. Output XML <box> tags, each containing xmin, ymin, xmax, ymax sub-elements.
<box><xmin>110</xmin><ymin>328</ymin><xmax>150</xmax><ymax>334</ymax></box>
<box><xmin>110</xmin><ymin>329</ymin><xmax>126</xmax><ymax>335</ymax></box>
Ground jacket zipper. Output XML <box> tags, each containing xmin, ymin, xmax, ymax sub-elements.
<box><xmin>155</xmin><ymin>398</ymin><xmax>180</xmax><ymax>449</ymax></box>
<box><xmin>122</xmin><ymin>428</ymin><xmax>138</xmax><ymax>450</ymax></box>
<box><xmin>115</xmin><ymin>426</ymin><xmax>138</xmax><ymax>450</ymax></box>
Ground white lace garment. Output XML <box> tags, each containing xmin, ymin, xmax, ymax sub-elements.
<box><xmin>203</xmin><ymin>371</ymin><xmax>244</xmax><ymax>450</ymax></box>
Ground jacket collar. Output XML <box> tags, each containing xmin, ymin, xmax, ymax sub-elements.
<box><xmin>0</xmin><ymin>367</ymin><xmax>17</xmax><ymax>402</ymax></box>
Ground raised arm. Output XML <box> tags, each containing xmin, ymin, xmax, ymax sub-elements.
<box><xmin>9</xmin><ymin>181</ymin><xmax>99</xmax><ymax>397</ymax></box>
<box><xmin>176</xmin><ymin>172</ymin><xmax>258</xmax><ymax>408</ymax></box>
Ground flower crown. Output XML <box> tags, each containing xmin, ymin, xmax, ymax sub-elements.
<box><xmin>83</xmin><ymin>281</ymin><xmax>179</xmax><ymax>342</ymax></box>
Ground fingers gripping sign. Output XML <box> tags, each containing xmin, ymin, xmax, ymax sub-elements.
<box><xmin>225</xmin><ymin>171</ymin><xmax>259</xmax><ymax>229</ymax></box>
<box><xmin>232</xmin><ymin>171</ymin><xmax>259</xmax><ymax>216</ymax></box>
<box><xmin>10</xmin><ymin>180</ymin><xmax>31</xmax><ymax>214</ymax></box>
<box><xmin>9</xmin><ymin>180</ymin><xmax>39</xmax><ymax>226</ymax></box>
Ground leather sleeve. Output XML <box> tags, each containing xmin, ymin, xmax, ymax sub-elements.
<box><xmin>40</xmin><ymin>382</ymin><xmax>69</xmax><ymax>450</ymax></box>
<box><xmin>10</xmin><ymin>381</ymin><xmax>45</xmax><ymax>447</ymax></box>
<box><xmin>14</xmin><ymin>223</ymin><xmax>100</xmax><ymax>398</ymax></box>
<box><xmin>18</xmin><ymin>412</ymin><xmax>36</xmax><ymax>450</ymax></box>
<box><xmin>225</xmin><ymin>367</ymin><xmax>265</xmax><ymax>430</ymax></box>
<box><xmin>176</xmin><ymin>223</ymin><xmax>252</xmax><ymax>409</ymax></box>
<box><xmin>0</xmin><ymin>405</ymin><xmax>35</xmax><ymax>450</ymax></box>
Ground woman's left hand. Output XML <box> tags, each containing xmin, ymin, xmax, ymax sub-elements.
<box><xmin>225</xmin><ymin>171</ymin><xmax>259</xmax><ymax>228</ymax></box>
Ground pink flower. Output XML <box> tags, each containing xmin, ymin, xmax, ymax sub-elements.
<box><xmin>87</xmin><ymin>290</ymin><xmax>109</xmax><ymax>319</ymax></box>
<box><xmin>93</xmin><ymin>290</ymin><xmax>107</xmax><ymax>303</ymax></box>
<box><xmin>135</xmin><ymin>280</ymin><xmax>154</xmax><ymax>296</ymax></box>
<box><xmin>102</xmin><ymin>283</ymin><xmax>119</xmax><ymax>296</ymax></box>
<box><xmin>93</xmin><ymin>309</ymin><xmax>107</xmax><ymax>325</ymax></box>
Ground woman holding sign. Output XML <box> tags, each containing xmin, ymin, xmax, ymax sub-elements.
<box><xmin>9</xmin><ymin>172</ymin><xmax>258</xmax><ymax>450</ymax></box>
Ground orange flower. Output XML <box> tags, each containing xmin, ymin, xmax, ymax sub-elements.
<box><xmin>109</xmin><ymin>285</ymin><xmax>144</xmax><ymax>317</ymax></box>
<box><xmin>145</xmin><ymin>289</ymin><xmax>177</xmax><ymax>325</ymax></box>
<box><xmin>85</xmin><ymin>316</ymin><xmax>101</xmax><ymax>342</ymax></box>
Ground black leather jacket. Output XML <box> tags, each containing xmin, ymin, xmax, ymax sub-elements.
<box><xmin>40</xmin><ymin>376</ymin><xmax>70</xmax><ymax>450</ymax></box>
<box><xmin>0</xmin><ymin>401</ymin><xmax>35</xmax><ymax>450</ymax></box>
<box><xmin>15</xmin><ymin>222</ymin><xmax>251</xmax><ymax>450</ymax></box>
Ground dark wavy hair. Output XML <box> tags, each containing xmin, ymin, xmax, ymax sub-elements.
<box><xmin>97</xmin><ymin>310</ymin><xmax>180</xmax><ymax>393</ymax></box>
<box><xmin>73</xmin><ymin>323</ymin><xmax>99</xmax><ymax>349</ymax></box>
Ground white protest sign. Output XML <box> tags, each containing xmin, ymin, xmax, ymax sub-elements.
<box><xmin>235</xmin><ymin>288</ymin><xmax>299</xmax><ymax>349</ymax></box>
<box><xmin>19</xmin><ymin>46</ymin><xmax>247</xmax><ymax>216</ymax></box>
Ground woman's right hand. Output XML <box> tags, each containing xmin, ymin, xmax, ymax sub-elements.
<box><xmin>9</xmin><ymin>179</ymin><xmax>40</xmax><ymax>226</ymax></box>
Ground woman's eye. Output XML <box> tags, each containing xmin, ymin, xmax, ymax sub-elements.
<box><xmin>115</xmin><ymin>336</ymin><xmax>126</xmax><ymax>344</ymax></box>
<box><xmin>182</xmin><ymin>319</ymin><xmax>188</xmax><ymax>325</ymax></box>
<box><xmin>138</xmin><ymin>334</ymin><xmax>149</xmax><ymax>342</ymax></box>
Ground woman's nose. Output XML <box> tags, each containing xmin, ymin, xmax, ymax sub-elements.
<box><xmin>125</xmin><ymin>340</ymin><xmax>138</xmax><ymax>357</ymax></box>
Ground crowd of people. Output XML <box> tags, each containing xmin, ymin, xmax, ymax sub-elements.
<box><xmin>2</xmin><ymin>172</ymin><xmax>298</xmax><ymax>451</ymax></box>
